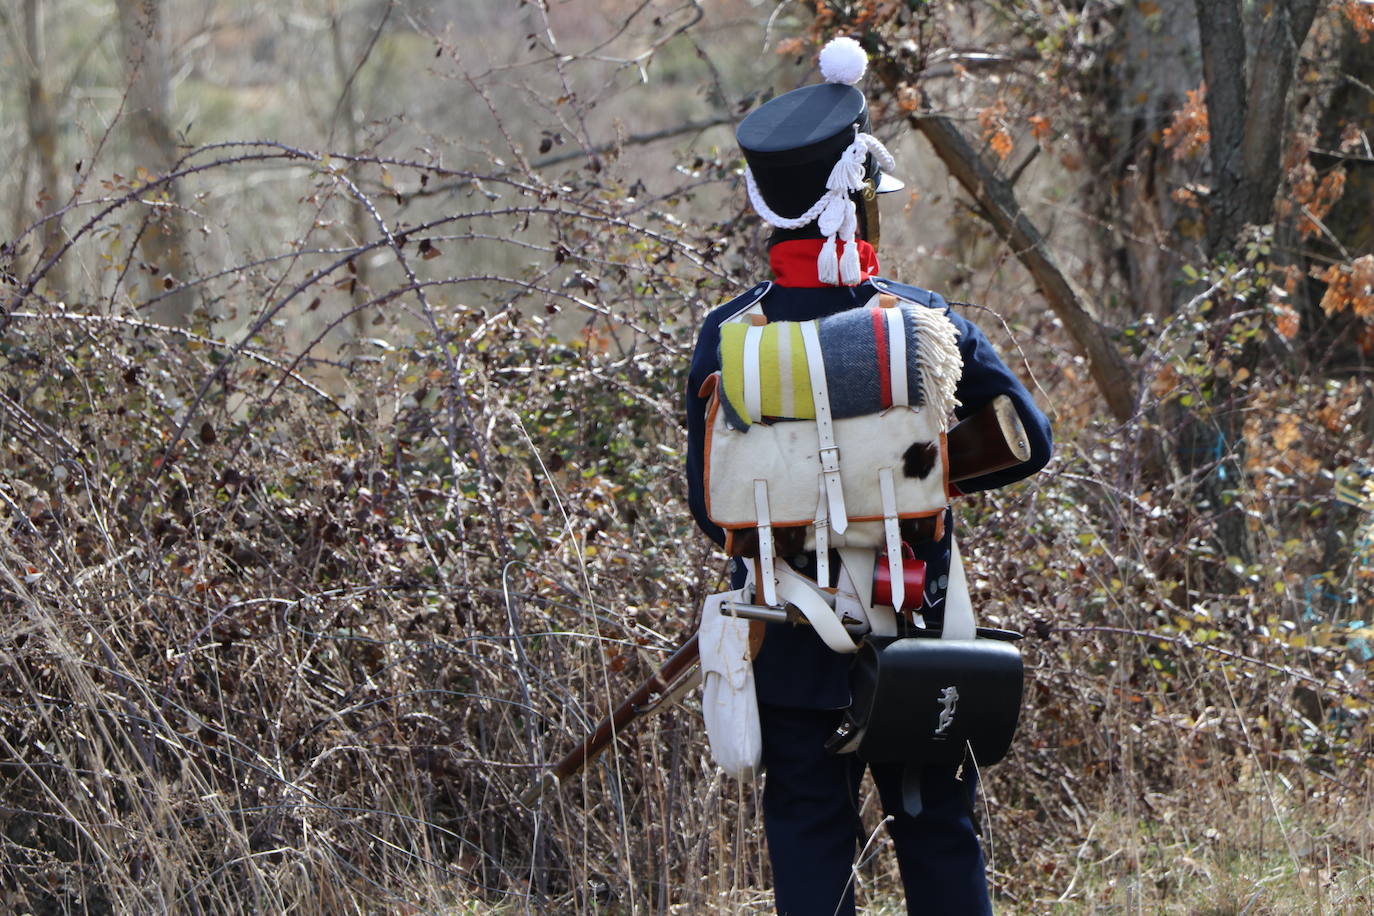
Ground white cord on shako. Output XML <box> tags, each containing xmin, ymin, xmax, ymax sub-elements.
<box><xmin>743</xmin><ymin>36</ymin><xmax>897</xmax><ymax>286</ymax></box>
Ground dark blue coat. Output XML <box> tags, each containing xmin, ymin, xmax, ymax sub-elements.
<box><xmin>684</xmin><ymin>277</ymin><xmax>1053</xmax><ymax>709</ymax></box>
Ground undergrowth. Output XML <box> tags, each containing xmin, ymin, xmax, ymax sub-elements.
<box><xmin>2</xmin><ymin>189</ymin><xmax>1370</xmax><ymax>911</ymax></box>
<box><xmin>0</xmin><ymin>13</ymin><xmax>1371</xmax><ymax>913</ymax></box>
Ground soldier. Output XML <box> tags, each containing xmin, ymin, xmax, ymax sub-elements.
<box><xmin>683</xmin><ymin>38</ymin><xmax>1053</xmax><ymax>916</ymax></box>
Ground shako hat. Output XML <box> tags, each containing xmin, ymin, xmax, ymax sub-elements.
<box><xmin>737</xmin><ymin>37</ymin><xmax>903</xmax><ymax>285</ymax></box>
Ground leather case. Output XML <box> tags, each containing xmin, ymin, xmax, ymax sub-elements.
<box><xmin>829</xmin><ymin>633</ymin><xmax>1024</xmax><ymax>767</ymax></box>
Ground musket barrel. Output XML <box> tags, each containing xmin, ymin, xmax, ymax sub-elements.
<box><xmin>521</xmin><ymin>632</ymin><xmax>701</xmax><ymax>804</ymax></box>
<box><xmin>721</xmin><ymin>601</ymin><xmax>792</xmax><ymax>624</ymax></box>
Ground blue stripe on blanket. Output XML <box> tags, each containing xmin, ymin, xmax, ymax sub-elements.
<box><xmin>817</xmin><ymin>305</ymin><xmax>928</xmax><ymax>418</ymax></box>
<box><xmin>816</xmin><ymin>305</ymin><xmax>876</xmax><ymax>419</ymax></box>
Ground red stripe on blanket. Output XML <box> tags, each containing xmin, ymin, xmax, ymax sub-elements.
<box><xmin>871</xmin><ymin>306</ymin><xmax>891</xmax><ymax>408</ymax></box>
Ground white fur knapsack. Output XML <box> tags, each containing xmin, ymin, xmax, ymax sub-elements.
<box><xmin>699</xmin><ymin>287</ymin><xmax>963</xmax><ymax>613</ymax></box>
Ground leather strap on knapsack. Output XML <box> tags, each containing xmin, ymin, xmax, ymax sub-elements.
<box><xmin>799</xmin><ymin>319</ymin><xmax>847</xmax><ymax>533</ymax></box>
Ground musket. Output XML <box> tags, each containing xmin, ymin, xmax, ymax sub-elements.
<box><xmin>519</xmin><ymin>632</ymin><xmax>703</xmax><ymax>806</ymax></box>
<box><xmin>521</xmin><ymin>395</ymin><xmax>1030</xmax><ymax>804</ymax></box>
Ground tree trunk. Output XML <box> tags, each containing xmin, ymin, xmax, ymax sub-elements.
<box><xmin>115</xmin><ymin>0</ymin><xmax>191</xmax><ymax>326</ymax></box>
<box><xmin>1313</xmin><ymin>23</ymin><xmax>1374</xmax><ymax>260</ymax></box>
<box><xmin>1187</xmin><ymin>0</ymin><xmax>1321</xmax><ymax>565</ymax></box>
<box><xmin>21</xmin><ymin>0</ymin><xmax>66</xmax><ymax>294</ymax></box>
<box><xmin>327</xmin><ymin>0</ymin><xmax>394</xmax><ymax>421</ymax></box>
<box><xmin>329</xmin><ymin>1</ymin><xmax>375</xmax><ymax>342</ymax></box>
<box><xmin>1094</xmin><ymin>0</ymin><xmax>1204</xmax><ymax>318</ymax></box>
<box><xmin>1195</xmin><ymin>0</ymin><xmax>1321</xmax><ymax>253</ymax></box>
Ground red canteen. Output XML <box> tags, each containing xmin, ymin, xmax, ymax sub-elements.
<box><xmin>872</xmin><ymin>544</ymin><xmax>926</xmax><ymax>612</ymax></box>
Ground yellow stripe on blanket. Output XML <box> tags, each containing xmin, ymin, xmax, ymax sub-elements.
<box><xmin>719</xmin><ymin>322</ymin><xmax>815</xmax><ymax>426</ymax></box>
<box><xmin>719</xmin><ymin>323</ymin><xmax>748</xmax><ymax>426</ymax></box>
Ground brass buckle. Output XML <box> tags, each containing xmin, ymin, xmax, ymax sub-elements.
<box><xmin>861</xmin><ymin>180</ymin><xmax>880</xmax><ymax>249</ymax></box>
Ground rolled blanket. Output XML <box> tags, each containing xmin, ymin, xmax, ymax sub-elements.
<box><xmin>717</xmin><ymin>295</ymin><xmax>962</xmax><ymax>431</ymax></box>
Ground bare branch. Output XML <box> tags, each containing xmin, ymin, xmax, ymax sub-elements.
<box><xmin>908</xmin><ymin>110</ymin><xmax>1136</xmax><ymax>421</ymax></box>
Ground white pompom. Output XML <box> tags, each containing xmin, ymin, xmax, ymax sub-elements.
<box><xmin>819</xmin><ymin>36</ymin><xmax>867</xmax><ymax>86</ymax></box>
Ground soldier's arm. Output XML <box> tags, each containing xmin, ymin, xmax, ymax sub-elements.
<box><xmin>684</xmin><ymin>312</ymin><xmax>728</xmax><ymax>547</ymax></box>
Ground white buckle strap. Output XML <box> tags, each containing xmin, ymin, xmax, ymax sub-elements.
<box><xmin>942</xmin><ymin>533</ymin><xmax>976</xmax><ymax>640</ymax></box>
<box><xmin>739</xmin><ymin>562</ymin><xmax>858</xmax><ymax>653</ymax></box>
<box><xmin>799</xmin><ymin>319</ymin><xmax>847</xmax><ymax>532</ymax></box>
<box><xmin>775</xmin><ymin>565</ymin><xmax>857</xmax><ymax>653</ymax></box>
<box><xmin>884</xmin><ymin>304</ymin><xmax>908</xmax><ymax>408</ymax></box>
<box><xmin>742</xmin><ymin>323</ymin><xmax>764</xmax><ymax>423</ymax></box>
<box><xmin>754</xmin><ymin>480</ymin><xmax>778</xmax><ymax>607</ymax></box>
<box><xmin>837</xmin><ymin>547</ymin><xmax>896</xmax><ymax>637</ymax></box>
<box><xmin>878</xmin><ymin>467</ymin><xmax>903</xmax><ymax>612</ymax></box>
<box><xmin>814</xmin><ymin>476</ymin><xmax>831</xmax><ymax>588</ymax></box>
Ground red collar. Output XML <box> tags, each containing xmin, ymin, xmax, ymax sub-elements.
<box><xmin>768</xmin><ymin>239</ymin><xmax>880</xmax><ymax>287</ymax></box>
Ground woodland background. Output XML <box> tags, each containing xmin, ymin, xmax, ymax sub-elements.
<box><xmin>1</xmin><ymin>0</ymin><xmax>1372</xmax><ymax>913</ymax></box>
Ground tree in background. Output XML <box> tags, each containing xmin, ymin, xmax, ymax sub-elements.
<box><xmin>10</xmin><ymin>0</ymin><xmax>67</xmax><ymax>294</ymax></box>
<box><xmin>804</xmin><ymin>0</ymin><xmax>1372</xmax><ymax>571</ymax></box>
<box><xmin>0</xmin><ymin>2</ymin><xmax>1371</xmax><ymax>913</ymax></box>
<box><xmin>114</xmin><ymin>0</ymin><xmax>190</xmax><ymax>325</ymax></box>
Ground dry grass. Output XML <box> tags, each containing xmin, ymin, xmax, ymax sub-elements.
<box><xmin>1</xmin><ymin>6</ymin><xmax>1372</xmax><ymax>913</ymax></box>
<box><xmin>2</xmin><ymin>148</ymin><xmax>1371</xmax><ymax>913</ymax></box>
<box><xmin>9</xmin><ymin>288</ymin><xmax>1367</xmax><ymax>914</ymax></box>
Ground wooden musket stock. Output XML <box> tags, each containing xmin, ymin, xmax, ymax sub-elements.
<box><xmin>947</xmin><ymin>394</ymin><xmax>1031</xmax><ymax>483</ymax></box>
<box><xmin>521</xmin><ymin>395</ymin><xmax>1030</xmax><ymax>803</ymax></box>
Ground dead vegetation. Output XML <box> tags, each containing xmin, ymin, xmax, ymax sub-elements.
<box><xmin>1</xmin><ymin>1</ymin><xmax>1372</xmax><ymax>914</ymax></box>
